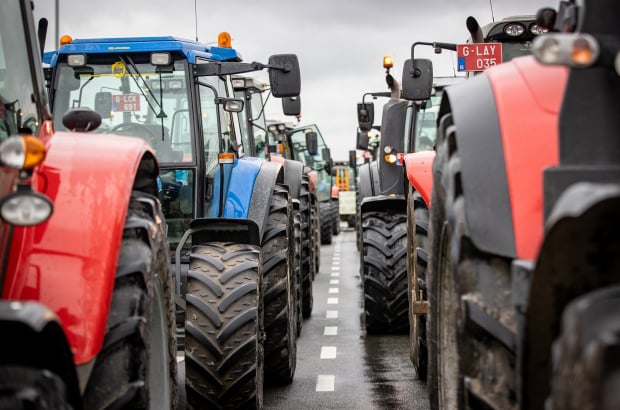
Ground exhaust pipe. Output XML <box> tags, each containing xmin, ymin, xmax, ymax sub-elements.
<box><xmin>466</xmin><ymin>16</ymin><xmax>484</xmax><ymax>43</ymax></box>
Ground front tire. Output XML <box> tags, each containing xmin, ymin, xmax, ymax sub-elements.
<box><xmin>320</xmin><ymin>201</ymin><xmax>333</xmax><ymax>245</ymax></box>
<box><xmin>262</xmin><ymin>185</ymin><xmax>297</xmax><ymax>386</ymax></box>
<box><xmin>185</xmin><ymin>242</ymin><xmax>263</xmax><ymax>409</ymax></box>
<box><xmin>361</xmin><ymin>210</ymin><xmax>408</xmax><ymax>334</ymax></box>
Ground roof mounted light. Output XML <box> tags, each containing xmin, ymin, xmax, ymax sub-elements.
<box><xmin>504</xmin><ymin>23</ymin><xmax>525</xmax><ymax>37</ymax></box>
<box><xmin>383</xmin><ymin>56</ymin><xmax>394</xmax><ymax>69</ymax></box>
<box><xmin>232</xmin><ymin>78</ymin><xmax>246</xmax><ymax>89</ymax></box>
<box><xmin>67</xmin><ymin>54</ymin><xmax>86</xmax><ymax>67</ymax></box>
<box><xmin>151</xmin><ymin>52</ymin><xmax>171</xmax><ymax>66</ymax></box>
<box><xmin>218</xmin><ymin>32</ymin><xmax>232</xmax><ymax>48</ymax></box>
<box><xmin>0</xmin><ymin>135</ymin><xmax>46</xmax><ymax>170</ymax></box>
<box><xmin>60</xmin><ymin>35</ymin><xmax>73</xmax><ymax>46</ymax></box>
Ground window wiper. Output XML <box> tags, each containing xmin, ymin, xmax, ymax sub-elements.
<box><xmin>119</xmin><ymin>55</ymin><xmax>167</xmax><ymax>119</ymax></box>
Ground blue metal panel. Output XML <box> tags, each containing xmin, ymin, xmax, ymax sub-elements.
<box><xmin>44</xmin><ymin>36</ymin><xmax>240</xmax><ymax>66</ymax></box>
<box><xmin>208</xmin><ymin>157</ymin><xmax>262</xmax><ymax>218</ymax></box>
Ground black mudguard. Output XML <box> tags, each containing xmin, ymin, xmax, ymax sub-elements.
<box><xmin>518</xmin><ymin>183</ymin><xmax>620</xmax><ymax>409</ymax></box>
<box><xmin>282</xmin><ymin>159</ymin><xmax>303</xmax><ymax>200</ymax></box>
<box><xmin>439</xmin><ymin>74</ymin><xmax>516</xmax><ymax>258</ymax></box>
<box><xmin>0</xmin><ymin>301</ymin><xmax>82</xmax><ymax>409</ymax></box>
<box><xmin>360</xmin><ymin>195</ymin><xmax>406</xmax><ymax>215</ymax></box>
<box><xmin>249</xmin><ymin>161</ymin><xmax>284</xmax><ymax>241</ymax></box>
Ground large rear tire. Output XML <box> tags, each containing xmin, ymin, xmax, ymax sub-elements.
<box><xmin>361</xmin><ymin>210</ymin><xmax>408</xmax><ymax>334</ymax></box>
<box><xmin>331</xmin><ymin>199</ymin><xmax>340</xmax><ymax>236</ymax></box>
<box><xmin>428</xmin><ymin>114</ymin><xmax>516</xmax><ymax>410</ymax></box>
<box><xmin>84</xmin><ymin>192</ymin><xmax>177</xmax><ymax>410</ymax></box>
<box><xmin>185</xmin><ymin>242</ymin><xmax>263</xmax><ymax>409</ymax></box>
<box><xmin>0</xmin><ymin>367</ymin><xmax>71</xmax><ymax>410</ymax></box>
<box><xmin>320</xmin><ymin>201</ymin><xmax>333</xmax><ymax>245</ymax></box>
<box><xmin>549</xmin><ymin>286</ymin><xmax>620</xmax><ymax>410</ymax></box>
<box><xmin>262</xmin><ymin>185</ymin><xmax>297</xmax><ymax>386</ymax></box>
<box><xmin>300</xmin><ymin>177</ymin><xmax>314</xmax><ymax>320</ymax></box>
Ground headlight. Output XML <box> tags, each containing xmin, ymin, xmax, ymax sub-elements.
<box><xmin>504</xmin><ymin>23</ymin><xmax>525</xmax><ymax>37</ymax></box>
<box><xmin>0</xmin><ymin>190</ymin><xmax>53</xmax><ymax>226</ymax></box>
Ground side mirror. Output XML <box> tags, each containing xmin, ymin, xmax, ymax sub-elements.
<box><xmin>306</xmin><ymin>131</ymin><xmax>318</xmax><ymax>155</ymax></box>
<box><xmin>94</xmin><ymin>92</ymin><xmax>112</xmax><ymax>119</ymax></box>
<box><xmin>356</xmin><ymin>128</ymin><xmax>369</xmax><ymax>151</ymax></box>
<box><xmin>357</xmin><ymin>102</ymin><xmax>374</xmax><ymax>131</ymax></box>
<box><xmin>268</xmin><ymin>54</ymin><xmax>301</xmax><ymax>98</ymax></box>
<box><xmin>402</xmin><ymin>58</ymin><xmax>433</xmax><ymax>101</ymax></box>
<box><xmin>282</xmin><ymin>96</ymin><xmax>301</xmax><ymax>116</ymax></box>
<box><xmin>349</xmin><ymin>150</ymin><xmax>357</xmax><ymax>169</ymax></box>
<box><xmin>62</xmin><ymin>108</ymin><xmax>102</xmax><ymax>132</ymax></box>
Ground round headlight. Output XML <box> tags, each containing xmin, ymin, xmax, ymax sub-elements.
<box><xmin>0</xmin><ymin>191</ymin><xmax>53</xmax><ymax>226</ymax></box>
<box><xmin>504</xmin><ymin>23</ymin><xmax>525</xmax><ymax>37</ymax></box>
<box><xmin>529</xmin><ymin>24</ymin><xmax>547</xmax><ymax>35</ymax></box>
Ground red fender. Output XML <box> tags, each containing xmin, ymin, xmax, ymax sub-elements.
<box><xmin>486</xmin><ymin>57</ymin><xmax>568</xmax><ymax>259</ymax></box>
<box><xmin>404</xmin><ymin>151</ymin><xmax>435</xmax><ymax>207</ymax></box>
<box><xmin>3</xmin><ymin>126</ymin><xmax>156</xmax><ymax>365</ymax></box>
<box><xmin>331</xmin><ymin>184</ymin><xmax>339</xmax><ymax>199</ymax></box>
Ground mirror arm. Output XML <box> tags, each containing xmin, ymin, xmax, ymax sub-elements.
<box><xmin>410</xmin><ymin>41</ymin><xmax>457</xmax><ymax>77</ymax></box>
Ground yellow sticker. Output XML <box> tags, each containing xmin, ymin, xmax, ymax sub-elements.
<box><xmin>111</xmin><ymin>61</ymin><xmax>126</xmax><ymax>78</ymax></box>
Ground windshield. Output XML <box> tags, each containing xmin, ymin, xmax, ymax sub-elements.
<box><xmin>52</xmin><ymin>58</ymin><xmax>193</xmax><ymax>164</ymax></box>
<box><xmin>0</xmin><ymin>0</ymin><xmax>40</xmax><ymax>140</ymax></box>
<box><xmin>289</xmin><ymin>124</ymin><xmax>331</xmax><ymax>201</ymax></box>
<box><xmin>235</xmin><ymin>88</ymin><xmax>268</xmax><ymax>158</ymax></box>
<box><xmin>501</xmin><ymin>41</ymin><xmax>533</xmax><ymax>62</ymax></box>
<box><xmin>414</xmin><ymin>91</ymin><xmax>442</xmax><ymax>152</ymax></box>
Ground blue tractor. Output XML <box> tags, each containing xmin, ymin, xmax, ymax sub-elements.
<box><xmin>44</xmin><ymin>33</ymin><xmax>301</xmax><ymax>408</ymax></box>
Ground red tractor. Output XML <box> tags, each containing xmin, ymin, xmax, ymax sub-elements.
<box><xmin>401</xmin><ymin>15</ymin><xmax>546</xmax><ymax>383</ymax></box>
<box><xmin>426</xmin><ymin>0</ymin><xmax>620</xmax><ymax>408</ymax></box>
<box><xmin>0</xmin><ymin>1</ymin><xmax>176</xmax><ymax>408</ymax></box>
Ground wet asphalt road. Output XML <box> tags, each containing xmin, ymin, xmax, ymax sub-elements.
<box><xmin>264</xmin><ymin>227</ymin><xmax>430</xmax><ymax>410</ymax></box>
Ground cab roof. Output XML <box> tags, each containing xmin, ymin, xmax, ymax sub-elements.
<box><xmin>43</xmin><ymin>36</ymin><xmax>241</xmax><ymax>66</ymax></box>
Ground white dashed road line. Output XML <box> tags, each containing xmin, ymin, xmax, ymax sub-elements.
<box><xmin>324</xmin><ymin>326</ymin><xmax>338</xmax><ymax>336</ymax></box>
<box><xmin>326</xmin><ymin>310</ymin><xmax>338</xmax><ymax>319</ymax></box>
<box><xmin>327</xmin><ymin>297</ymin><xmax>339</xmax><ymax>304</ymax></box>
<box><xmin>330</xmin><ymin>279</ymin><xmax>339</xmax><ymax>285</ymax></box>
<box><xmin>316</xmin><ymin>375</ymin><xmax>335</xmax><ymax>392</ymax></box>
<box><xmin>328</xmin><ymin>288</ymin><xmax>339</xmax><ymax>294</ymax></box>
<box><xmin>320</xmin><ymin>346</ymin><xmax>337</xmax><ymax>359</ymax></box>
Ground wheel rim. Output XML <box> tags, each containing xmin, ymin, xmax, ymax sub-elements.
<box><xmin>148</xmin><ymin>277</ymin><xmax>172</xmax><ymax>408</ymax></box>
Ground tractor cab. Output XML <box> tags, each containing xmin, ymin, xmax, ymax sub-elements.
<box><xmin>44</xmin><ymin>34</ymin><xmax>299</xmax><ymax>249</ymax></box>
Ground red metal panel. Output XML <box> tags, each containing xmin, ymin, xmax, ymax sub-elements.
<box><xmin>404</xmin><ymin>151</ymin><xmax>435</xmax><ymax>207</ymax></box>
<box><xmin>3</xmin><ymin>129</ymin><xmax>153</xmax><ymax>365</ymax></box>
<box><xmin>486</xmin><ymin>56</ymin><xmax>567</xmax><ymax>260</ymax></box>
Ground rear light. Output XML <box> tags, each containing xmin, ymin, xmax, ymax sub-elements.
<box><xmin>218</xmin><ymin>153</ymin><xmax>235</xmax><ymax>164</ymax></box>
<box><xmin>0</xmin><ymin>135</ymin><xmax>46</xmax><ymax>170</ymax></box>
<box><xmin>0</xmin><ymin>189</ymin><xmax>53</xmax><ymax>226</ymax></box>
<box><xmin>533</xmin><ymin>33</ymin><xmax>599</xmax><ymax>67</ymax></box>
<box><xmin>384</xmin><ymin>153</ymin><xmax>397</xmax><ymax>164</ymax></box>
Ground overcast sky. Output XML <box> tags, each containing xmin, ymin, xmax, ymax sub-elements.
<box><xmin>33</xmin><ymin>0</ymin><xmax>552</xmax><ymax>160</ymax></box>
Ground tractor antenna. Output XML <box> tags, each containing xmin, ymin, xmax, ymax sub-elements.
<box><xmin>489</xmin><ymin>0</ymin><xmax>495</xmax><ymax>22</ymax></box>
<box><xmin>194</xmin><ymin>0</ymin><xmax>199</xmax><ymax>41</ymax></box>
